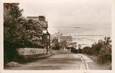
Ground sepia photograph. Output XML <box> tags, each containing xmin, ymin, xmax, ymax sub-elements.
<box><xmin>3</xmin><ymin>0</ymin><xmax>112</xmax><ymax>72</ymax></box>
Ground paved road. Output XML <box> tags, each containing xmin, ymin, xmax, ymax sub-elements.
<box><xmin>6</xmin><ymin>54</ymin><xmax>110</xmax><ymax>70</ymax></box>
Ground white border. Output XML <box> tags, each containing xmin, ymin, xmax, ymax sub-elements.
<box><xmin>0</xmin><ymin>0</ymin><xmax>114</xmax><ymax>73</ymax></box>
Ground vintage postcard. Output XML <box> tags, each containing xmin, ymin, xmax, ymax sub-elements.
<box><xmin>0</xmin><ymin>0</ymin><xmax>114</xmax><ymax>73</ymax></box>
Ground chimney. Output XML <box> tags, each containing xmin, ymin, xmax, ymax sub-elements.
<box><xmin>38</xmin><ymin>16</ymin><xmax>45</xmax><ymax>21</ymax></box>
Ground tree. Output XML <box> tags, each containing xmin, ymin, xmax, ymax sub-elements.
<box><xmin>51</xmin><ymin>37</ymin><xmax>60</xmax><ymax>50</ymax></box>
<box><xmin>97</xmin><ymin>37</ymin><xmax>112</xmax><ymax>64</ymax></box>
<box><xmin>4</xmin><ymin>3</ymin><xmax>24</xmax><ymax>63</ymax></box>
<box><xmin>4</xmin><ymin>3</ymin><xmax>46</xmax><ymax>63</ymax></box>
<box><xmin>84</xmin><ymin>36</ymin><xmax>112</xmax><ymax>64</ymax></box>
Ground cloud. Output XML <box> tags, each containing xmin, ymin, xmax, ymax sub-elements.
<box><xmin>18</xmin><ymin>0</ymin><xmax>111</xmax><ymax>36</ymax></box>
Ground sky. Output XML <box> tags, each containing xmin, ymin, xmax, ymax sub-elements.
<box><xmin>18</xmin><ymin>0</ymin><xmax>112</xmax><ymax>45</ymax></box>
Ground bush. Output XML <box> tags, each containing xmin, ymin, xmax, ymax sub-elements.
<box><xmin>97</xmin><ymin>54</ymin><xmax>111</xmax><ymax>64</ymax></box>
<box><xmin>82</xmin><ymin>37</ymin><xmax>112</xmax><ymax>64</ymax></box>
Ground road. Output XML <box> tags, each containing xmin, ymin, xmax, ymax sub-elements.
<box><xmin>6</xmin><ymin>54</ymin><xmax>110</xmax><ymax>70</ymax></box>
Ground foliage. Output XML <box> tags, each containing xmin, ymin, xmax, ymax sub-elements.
<box><xmin>4</xmin><ymin>3</ymin><xmax>24</xmax><ymax>63</ymax></box>
<box><xmin>51</xmin><ymin>37</ymin><xmax>60</xmax><ymax>50</ymax></box>
<box><xmin>82</xmin><ymin>37</ymin><xmax>112</xmax><ymax>64</ymax></box>
<box><xmin>4</xmin><ymin>3</ymin><xmax>43</xmax><ymax>63</ymax></box>
<box><xmin>82</xmin><ymin>46</ymin><xmax>92</xmax><ymax>54</ymax></box>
